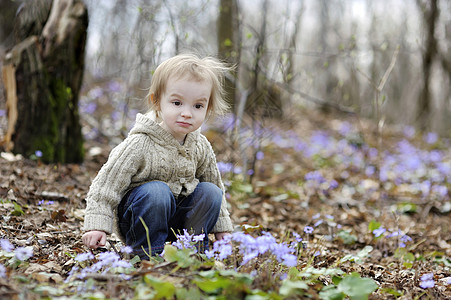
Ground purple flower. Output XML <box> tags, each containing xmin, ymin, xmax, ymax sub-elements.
<box><xmin>108</xmin><ymin>80</ymin><xmax>122</xmax><ymax>93</ymax></box>
<box><xmin>424</xmin><ymin>132</ymin><xmax>438</xmax><ymax>144</ymax></box>
<box><xmin>403</xmin><ymin>126</ymin><xmax>415</xmax><ymax>138</ymax></box>
<box><xmin>0</xmin><ymin>239</ymin><xmax>14</xmax><ymax>252</ymax></box>
<box><xmin>217</xmin><ymin>162</ymin><xmax>233</xmax><ymax>174</ymax></box>
<box><xmin>400</xmin><ymin>235</ymin><xmax>412</xmax><ymax>243</ymax></box>
<box><xmin>314</xmin><ymin>220</ymin><xmax>323</xmax><ymax>227</ymax></box>
<box><xmin>292</xmin><ymin>232</ymin><xmax>303</xmax><ymax>243</ymax></box>
<box><xmin>304</xmin><ymin>226</ymin><xmax>314</xmax><ymax>234</ymax></box>
<box><xmin>75</xmin><ymin>252</ymin><xmax>94</xmax><ymax>262</ymax></box>
<box><xmin>0</xmin><ymin>109</ymin><xmax>6</xmax><ymax>117</ymax></box>
<box><xmin>15</xmin><ymin>247</ymin><xmax>33</xmax><ymax>261</ymax></box>
<box><xmin>256</xmin><ymin>151</ymin><xmax>264</xmax><ymax>160</ymax></box>
<box><xmin>98</xmin><ymin>252</ymin><xmax>120</xmax><ymax>265</ymax></box>
<box><xmin>447</xmin><ymin>278</ymin><xmax>451</xmax><ymax>285</ymax></box>
<box><xmin>282</xmin><ymin>254</ymin><xmax>297</xmax><ymax>267</ymax></box>
<box><xmin>193</xmin><ymin>234</ymin><xmax>205</xmax><ymax>243</ymax></box>
<box><xmin>420</xmin><ymin>273</ymin><xmax>435</xmax><ymax>289</ymax></box>
<box><xmin>120</xmin><ymin>246</ymin><xmax>133</xmax><ymax>254</ymax></box>
<box><xmin>111</xmin><ymin>260</ymin><xmax>132</xmax><ymax>269</ymax></box>
<box><xmin>0</xmin><ymin>264</ymin><xmax>6</xmax><ymax>278</ymax></box>
<box><xmin>421</xmin><ymin>273</ymin><xmax>433</xmax><ymax>281</ymax></box>
<box><xmin>373</xmin><ymin>228</ymin><xmax>386</xmax><ymax>238</ymax></box>
<box><xmin>35</xmin><ymin>150</ymin><xmax>43</xmax><ymax>158</ymax></box>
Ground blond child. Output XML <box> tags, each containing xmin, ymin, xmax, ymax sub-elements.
<box><xmin>82</xmin><ymin>54</ymin><xmax>233</xmax><ymax>258</ymax></box>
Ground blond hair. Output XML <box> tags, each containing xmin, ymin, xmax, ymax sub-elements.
<box><xmin>147</xmin><ymin>53</ymin><xmax>231</xmax><ymax>119</ymax></box>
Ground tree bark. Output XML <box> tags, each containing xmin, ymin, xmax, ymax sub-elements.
<box><xmin>217</xmin><ymin>0</ymin><xmax>240</xmax><ymax>111</ymax></box>
<box><xmin>417</xmin><ymin>0</ymin><xmax>439</xmax><ymax>130</ymax></box>
<box><xmin>2</xmin><ymin>0</ymin><xmax>87</xmax><ymax>163</ymax></box>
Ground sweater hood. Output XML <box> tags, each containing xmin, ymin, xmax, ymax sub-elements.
<box><xmin>128</xmin><ymin>113</ymin><xmax>200</xmax><ymax>146</ymax></box>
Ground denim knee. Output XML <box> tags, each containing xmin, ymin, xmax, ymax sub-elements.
<box><xmin>197</xmin><ymin>182</ymin><xmax>223</xmax><ymax>209</ymax></box>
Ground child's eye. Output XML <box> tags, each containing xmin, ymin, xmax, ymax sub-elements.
<box><xmin>172</xmin><ymin>101</ymin><xmax>182</xmax><ymax>106</ymax></box>
<box><xmin>195</xmin><ymin>104</ymin><xmax>204</xmax><ymax>109</ymax></box>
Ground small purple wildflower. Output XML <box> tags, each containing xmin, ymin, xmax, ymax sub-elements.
<box><xmin>420</xmin><ymin>273</ymin><xmax>435</xmax><ymax>289</ymax></box>
<box><xmin>424</xmin><ymin>132</ymin><xmax>438</xmax><ymax>144</ymax></box>
<box><xmin>98</xmin><ymin>252</ymin><xmax>120</xmax><ymax>265</ymax></box>
<box><xmin>0</xmin><ymin>264</ymin><xmax>6</xmax><ymax>278</ymax></box>
<box><xmin>447</xmin><ymin>278</ymin><xmax>451</xmax><ymax>285</ymax></box>
<box><xmin>256</xmin><ymin>151</ymin><xmax>264</xmax><ymax>160</ymax></box>
<box><xmin>373</xmin><ymin>228</ymin><xmax>386</xmax><ymax>238</ymax></box>
<box><xmin>314</xmin><ymin>220</ymin><xmax>323</xmax><ymax>227</ymax></box>
<box><xmin>292</xmin><ymin>232</ymin><xmax>303</xmax><ymax>243</ymax></box>
<box><xmin>111</xmin><ymin>260</ymin><xmax>132</xmax><ymax>269</ymax></box>
<box><xmin>193</xmin><ymin>234</ymin><xmax>205</xmax><ymax>243</ymax></box>
<box><xmin>0</xmin><ymin>239</ymin><xmax>14</xmax><ymax>252</ymax></box>
<box><xmin>312</xmin><ymin>213</ymin><xmax>321</xmax><ymax>219</ymax></box>
<box><xmin>120</xmin><ymin>246</ymin><xmax>133</xmax><ymax>254</ymax></box>
<box><xmin>35</xmin><ymin>150</ymin><xmax>43</xmax><ymax>158</ymax></box>
<box><xmin>15</xmin><ymin>247</ymin><xmax>33</xmax><ymax>261</ymax></box>
<box><xmin>304</xmin><ymin>226</ymin><xmax>314</xmax><ymax>234</ymax></box>
<box><xmin>75</xmin><ymin>252</ymin><xmax>94</xmax><ymax>262</ymax></box>
<box><xmin>282</xmin><ymin>254</ymin><xmax>297</xmax><ymax>267</ymax></box>
<box><xmin>314</xmin><ymin>250</ymin><xmax>321</xmax><ymax>257</ymax></box>
<box><xmin>0</xmin><ymin>109</ymin><xmax>6</xmax><ymax>117</ymax></box>
<box><xmin>217</xmin><ymin>162</ymin><xmax>233</xmax><ymax>174</ymax></box>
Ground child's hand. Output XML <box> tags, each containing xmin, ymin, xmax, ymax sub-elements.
<box><xmin>215</xmin><ymin>232</ymin><xmax>231</xmax><ymax>241</ymax></box>
<box><xmin>82</xmin><ymin>230</ymin><xmax>107</xmax><ymax>249</ymax></box>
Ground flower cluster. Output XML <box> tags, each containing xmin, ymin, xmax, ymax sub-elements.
<box><xmin>0</xmin><ymin>239</ymin><xmax>33</xmax><ymax>261</ymax></box>
<box><xmin>171</xmin><ymin>229</ymin><xmax>205</xmax><ymax>253</ymax></box>
<box><xmin>206</xmin><ymin>232</ymin><xmax>297</xmax><ymax>267</ymax></box>
<box><xmin>419</xmin><ymin>273</ymin><xmax>435</xmax><ymax>289</ymax></box>
<box><xmin>0</xmin><ymin>239</ymin><xmax>34</xmax><ymax>278</ymax></box>
<box><xmin>371</xmin><ymin>228</ymin><xmax>412</xmax><ymax>248</ymax></box>
<box><xmin>67</xmin><ymin>247</ymin><xmax>134</xmax><ymax>282</ymax></box>
<box><xmin>304</xmin><ymin>171</ymin><xmax>338</xmax><ymax>196</ymax></box>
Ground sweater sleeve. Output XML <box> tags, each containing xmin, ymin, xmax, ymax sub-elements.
<box><xmin>83</xmin><ymin>136</ymin><xmax>144</xmax><ymax>234</ymax></box>
<box><xmin>196</xmin><ymin>136</ymin><xmax>233</xmax><ymax>233</ymax></box>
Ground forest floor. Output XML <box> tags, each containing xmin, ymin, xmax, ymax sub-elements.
<box><xmin>0</xmin><ymin>107</ymin><xmax>450</xmax><ymax>299</ymax></box>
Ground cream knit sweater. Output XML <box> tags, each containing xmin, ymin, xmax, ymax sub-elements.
<box><xmin>83</xmin><ymin>113</ymin><xmax>233</xmax><ymax>238</ymax></box>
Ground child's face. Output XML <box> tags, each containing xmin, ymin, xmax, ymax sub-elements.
<box><xmin>157</xmin><ymin>75</ymin><xmax>212</xmax><ymax>144</ymax></box>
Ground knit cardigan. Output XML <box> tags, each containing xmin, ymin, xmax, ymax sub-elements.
<box><xmin>83</xmin><ymin>113</ymin><xmax>233</xmax><ymax>238</ymax></box>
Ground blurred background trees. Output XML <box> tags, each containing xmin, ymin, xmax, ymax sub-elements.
<box><xmin>1</xmin><ymin>0</ymin><xmax>450</xmax><ymax>163</ymax></box>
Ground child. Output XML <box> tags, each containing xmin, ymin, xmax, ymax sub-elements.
<box><xmin>82</xmin><ymin>54</ymin><xmax>234</xmax><ymax>258</ymax></box>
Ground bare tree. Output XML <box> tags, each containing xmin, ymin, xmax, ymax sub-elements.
<box><xmin>217</xmin><ymin>0</ymin><xmax>240</xmax><ymax>111</ymax></box>
<box><xmin>1</xmin><ymin>0</ymin><xmax>88</xmax><ymax>163</ymax></box>
<box><xmin>417</xmin><ymin>0</ymin><xmax>439</xmax><ymax>130</ymax></box>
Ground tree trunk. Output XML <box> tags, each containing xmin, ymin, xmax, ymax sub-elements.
<box><xmin>2</xmin><ymin>0</ymin><xmax>87</xmax><ymax>163</ymax></box>
<box><xmin>217</xmin><ymin>0</ymin><xmax>240</xmax><ymax>111</ymax></box>
<box><xmin>417</xmin><ymin>0</ymin><xmax>439</xmax><ymax>130</ymax></box>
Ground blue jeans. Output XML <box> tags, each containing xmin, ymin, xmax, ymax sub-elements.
<box><xmin>118</xmin><ymin>181</ymin><xmax>222</xmax><ymax>258</ymax></box>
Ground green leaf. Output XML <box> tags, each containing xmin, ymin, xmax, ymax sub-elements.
<box><xmin>279</xmin><ymin>280</ymin><xmax>308</xmax><ymax>297</ymax></box>
<box><xmin>163</xmin><ymin>244</ymin><xmax>194</xmax><ymax>268</ymax></box>
<box><xmin>175</xmin><ymin>287</ymin><xmax>202</xmax><ymax>299</ymax></box>
<box><xmin>337</xmin><ymin>274</ymin><xmax>378</xmax><ymax>300</ymax></box>
<box><xmin>396</xmin><ymin>202</ymin><xmax>417</xmax><ymax>214</ymax></box>
<box><xmin>194</xmin><ymin>276</ymin><xmax>232</xmax><ymax>293</ymax></box>
<box><xmin>368</xmin><ymin>220</ymin><xmax>381</xmax><ymax>232</ymax></box>
<box><xmin>319</xmin><ymin>285</ymin><xmax>345</xmax><ymax>300</ymax></box>
<box><xmin>144</xmin><ymin>275</ymin><xmax>176</xmax><ymax>299</ymax></box>
<box><xmin>340</xmin><ymin>246</ymin><xmax>373</xmax><ymax>264</ymax></box>
<box><xmin>337</xmin><ymin>230</ymin><xmax>357</xmax><ymax>245</ymax></box>
<box><xmin>11</xmin><ymin>201</ymin><xmax>25</xmax><ymax>216</ymax></box>
<box><xmin>379</xmin><ymin>287</ymin><xmax>403</xmax><ymax>297</ymax></box>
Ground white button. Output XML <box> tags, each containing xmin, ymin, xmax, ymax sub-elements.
<box><xmin>180</xmin><ymin>178</ymin><xmax>186</xmax><ymax>184</ymax></box>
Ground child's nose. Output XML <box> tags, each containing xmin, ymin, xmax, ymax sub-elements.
<box><xmin>181</xmin><ymin>108</ymin><xmax>192</xmax><ymax>117</ymax></box>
